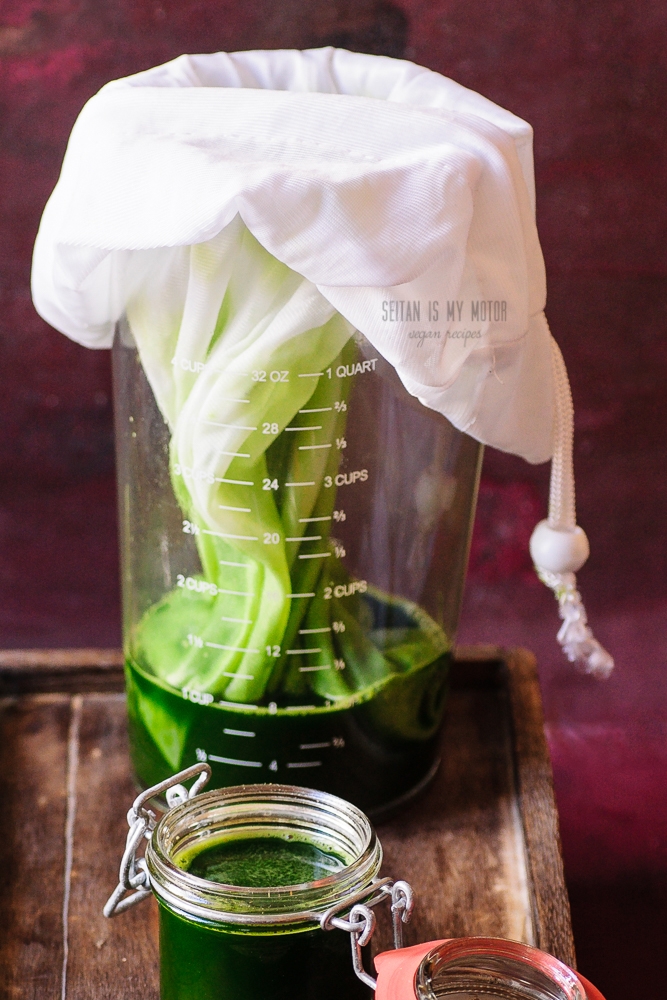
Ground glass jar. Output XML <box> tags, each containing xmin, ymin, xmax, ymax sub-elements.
<box><xmin>374</xmin><ymin>937</ymin><xmax>606</xmax><ymax>1000</ymax></box>
<box><xmin>113</xmin><ymin>297</ymin><xmax>482</xmax><ymax>813</ymax></box>
<box><xmin>105</xmin><ymin>766</ymin><xmax>413</xmax><ymax>1000</ymax></box>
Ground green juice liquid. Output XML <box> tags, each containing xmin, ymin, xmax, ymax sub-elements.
<box><xmin>179</xmin><ymin>836</ymin><xmax>346</xmax><ymax>887</ymax></box>
<box><xmin>126</xmin><ymin>641</ymin><xmax>449</xmax><ymax>814</ymax></box>
<box><xmin>158</xmin><ymin>836</ymin><xmax>370</xmax><ymax>1000</ymax></box>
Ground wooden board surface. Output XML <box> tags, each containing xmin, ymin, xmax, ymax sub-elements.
<box><xmin>0</xmin><ymin>647</ymin><xmax>575</xmax><ymax>997</ymax></box>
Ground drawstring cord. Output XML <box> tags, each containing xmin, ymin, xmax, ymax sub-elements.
<box><xmin>529</xmin><ymin>333</ymin><xmax>614</xmax><ymax>678</ymax></box>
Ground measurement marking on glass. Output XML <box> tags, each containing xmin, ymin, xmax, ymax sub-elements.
<box><xmin>216</xmin><ymin>477</ymin><xmax>255</xmax><ymax>486</ymax></box>
<box><xmin>221</xmin><ymin>616</ymin><xmax>254</xmax><ymax>624</ymax></box>
<box><xmin>286</xmin><ymin>592</ymin><xmax>316</xmax><ymax>599</ymax></box>
<box><xmin>285</xmin><ymin>705</ymin><xmax>316</xmax><ymax>711</ymax></box>
<box><xmin>298</xmin><ymin>665</ymin><xmax>331</xmax><ymax>673</ymax></box>
<box><xmin>286</xmin><ymin>760</ymin><xmax>322</xmax><ymax>768</ymax></box>
<box><xmin>299</xmin><ymin>627</ymin><xmax>331</xmax><ymax>634</ymax></box>
<box><xmin>203</xmin><ymin>529</ymin><xmax>258</xmax><ymax>541</ymax></box>
<box><xmin>223</xmin><ymin>728</ymin><xmax>256</xmax><ymax>738</ymax></box>
<box><xmin>218</xmin><ymin>700</ymin><xmax>257</xmax><ymax>710</ymax></box>
<box><xmin>219</xmin><ymin>504</ymin><xmax>252</xmax><ymax>513</ymax></box>
<box><xmin>220</xmin><ymin>398</ymin><xmax>250</xmax><ymax>404</ymax></box>
<box><xmin>285</xmin><ymin>481</ymin><xmax>316</xmax><ymax>488</ymax></box>
<box><xmin>298</xmin><ymin>552</ymin><xmax>330</xmax><ymax>560</ymax></box>
<box><xmin>286</xmin><ymin>535</ymin><xmax>322</xmax><ymax>542</ymax></box>
<box><xmin>218</xmin><ymin>451</ymin><xmax>250</xmax><ymax>459</ymax></box>
<box><xmin>297</xmin><ymin>373</ymin><xmax>323</xmax><ymax>378</ymax></box>
<box><xmin>299</xmin><ymin>407</ymin><xmax>332</xmax><ymax>414</ymax></box>
<box><xmin>213</xmin><ymin>591</ymin><xmax>255</xmax><ymax>601</ymax></box>
<box><xmin>205</xmin><ymin>641</ymin><xmax>259</xmax><ymax>655</ymax></box>
<box><xmin>300</xmin><ymin>742</ymin><xmax>331</xmax><ymax>750</ymax></box>
<box><xmin>284</xmin><ymin>425</ymin><xmax>322</xmax><ymax>432</ymax></box>
<box><xmin>204</xmin><ymin>420</ymin><xmax>257</xmax><ymax>431</ymax></box>
<box><xmin>298</xmin><ymin>443</ymin><xmax>332</xmax><ymax>451</ymax></box>
<box><xmin>299</xmin><ymin>515</ymin><xmax>332</xmax><ymax>523</ymax></box>
<box><xmin>208</xmin><ymin>754</ymin><xmax>262</xmax><ymax>768</ymax></box>
<box><xmin>286</xmin><ymin>647</ymin><xmax>322</xmax><ymax>655</ymax></box>
<box><xmin>219</xmin><ymin>561</ymin><xmax>249</xmax><ymax>568</ymax></box>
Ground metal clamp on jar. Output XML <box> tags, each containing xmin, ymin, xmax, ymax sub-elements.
<box><xmin>105</xmin><ymin>763</ymin><xmax>414</xmax><ymax>999</ymax></box>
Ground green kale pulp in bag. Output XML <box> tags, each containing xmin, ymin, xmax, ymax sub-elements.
<box><xmin>127</xmin><ymin>223</ymin><xmax>450</xmax><ymax>711</ymax></box>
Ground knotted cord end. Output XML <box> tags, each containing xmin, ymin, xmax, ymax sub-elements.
<box><xmin>535</xmin><ymin>567</ymin><xmax>614</xmax><ymax>679</ymax></box>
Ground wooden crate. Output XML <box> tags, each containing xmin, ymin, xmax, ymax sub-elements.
<box><xmin>0</xmin><ymin>645</ymin><xmax>574</xmax><ymax>997</ymax></box>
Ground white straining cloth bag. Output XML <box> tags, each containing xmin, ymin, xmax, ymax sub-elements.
<box><xmin>31</xmin><ymin>47</ymin><xmax>612</xmax><ymax>675</ymax></box>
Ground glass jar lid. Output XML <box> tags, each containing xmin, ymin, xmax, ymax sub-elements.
<box><xmin>415</xmin><ymin>938</ymin><xmax>587</xmax><ymax>1000</ymax></box>
<box><xmin>145</xmin><ymin>782</ymin><xmax>383</xmax><ymax>927</ymax></box>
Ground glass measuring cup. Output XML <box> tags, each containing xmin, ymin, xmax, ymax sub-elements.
<box><xmin>113</xmin><ymin>281</ymin><xmax>482</xmax><ymax>813</ymax></box>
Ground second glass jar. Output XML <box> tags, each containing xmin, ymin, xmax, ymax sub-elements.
<box><xmin>147</xmin><ymin>782</ymin><xmax>383</xmax><ymax>1000</ymax></box>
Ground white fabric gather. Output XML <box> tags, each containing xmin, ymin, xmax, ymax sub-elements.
<box><xmin>32</xmin><ymin>45</ymin><xmax>552</xmax><ymax>464</ymax></box>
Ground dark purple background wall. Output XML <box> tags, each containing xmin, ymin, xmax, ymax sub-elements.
<box><xmin>2</xmin><ymin>2</ymin><xmax>666</xmax><ymax>993</ymax></box>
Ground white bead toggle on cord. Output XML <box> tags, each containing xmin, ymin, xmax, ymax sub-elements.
<box><xmin>529</xmin><ymin>334</ymin><xmax>614</xmax><ymax>678</ymax></box>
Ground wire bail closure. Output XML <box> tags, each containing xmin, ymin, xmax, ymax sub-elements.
<box><xmin>103</xmin><ymin>762</ymin><xmax>212</xmax><ymax>918</ymax></box>
<box><xmin>320</xmin><ymin>879</ymin><xmax>415</xmax><ymax>989</ymax></box>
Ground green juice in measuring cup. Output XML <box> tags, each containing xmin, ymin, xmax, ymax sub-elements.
<box><xmin>125</xmin><ymin>582</ymin><xmax>451</xmax><ymax>811</ymax></box>
<box><xmin>158</xmin><ymin>833</ymin><xmax>369</xmax><ymax>1000</ymax></box>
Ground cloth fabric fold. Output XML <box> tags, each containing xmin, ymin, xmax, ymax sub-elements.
<box><xmin>32</xmin><ymin>46</ymin><xmax>552</xmax><ymax>464</ymax></box>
